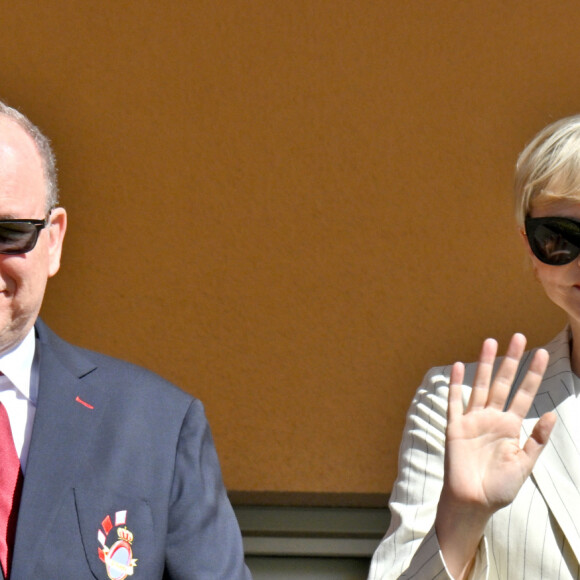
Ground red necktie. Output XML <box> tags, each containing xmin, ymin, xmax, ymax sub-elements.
<box><xmin>0</xmin><ymin>403</ymin><xmax>23</xmax><ymax>578</ymax></box>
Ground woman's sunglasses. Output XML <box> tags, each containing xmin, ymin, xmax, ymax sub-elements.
<box><xmin>525</xmin><ymin>216</ymin><xmax>580</xmax><ymax>265</ymax></box>
<box><xmin>0</xmin><ymin>216</ymin><xmax>51</xmax><ymax>255</ymax></box>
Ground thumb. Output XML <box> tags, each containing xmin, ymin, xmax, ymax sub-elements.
<box><xmin>522</xmin><ymin>412</ymin><xmax>557</xmax><ymax>465</ymax></box>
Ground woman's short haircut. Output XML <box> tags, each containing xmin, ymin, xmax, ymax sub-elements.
<box><xmin>515</xmin><ymin>115</ymin><xmax>580</xmax><ymax>226</ymax></box>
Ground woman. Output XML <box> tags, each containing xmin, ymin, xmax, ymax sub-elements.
<box><xmin>369</xmin><ymin>115</ymin><xmax>580</xmax><ymax>579</ymax></box>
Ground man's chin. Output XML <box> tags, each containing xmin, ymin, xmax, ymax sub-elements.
<box><xmin>0</xmin><ymin>321</ymin><xmax>34</xmax><ymax>356</ymax></box>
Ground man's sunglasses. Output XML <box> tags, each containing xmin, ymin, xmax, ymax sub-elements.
<box><xmin>0</xmin><ymin>216</ymin><xmax>51</xmax><ymax>255</ymax></box>
<box><xmin>525</xmin><ymin>216</ymin><xmax>580</xmax><ymax>265</ymax></box>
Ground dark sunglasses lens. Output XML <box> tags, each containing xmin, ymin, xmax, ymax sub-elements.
<box><xmin>528</xmin><ymin>219</ymin><xmax>580</xmax><ymax>265</ymax></box>
<box><xmin>0</xmin><ymin>223</ymin><xmax>38</xmax><ymax>254</ymax></box>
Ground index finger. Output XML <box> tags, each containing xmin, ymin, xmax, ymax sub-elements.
<box><xmin>507</xmin><ymin>348</ymin><xmax>549</xmax><ymax>418</ymax></box>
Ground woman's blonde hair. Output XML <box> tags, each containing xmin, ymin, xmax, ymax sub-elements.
<box><xmin>515</xmin><ymin>115</ymin><xmax>580</xmax><ymax>226</ymax></box>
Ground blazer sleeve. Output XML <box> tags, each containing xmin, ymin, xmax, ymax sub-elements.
<box><xmin>368</xmin><ymin>366</ymin><xmax>489</xmax><ymax>580</ymax></box>
<box><xmin>164</xmin><ymin>399</ymin><xmax>252</xmax><ymax>580</ymax></box>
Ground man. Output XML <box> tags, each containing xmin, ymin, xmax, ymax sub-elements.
<box><xmin>0</xmin><ymin>101</ymin><xmax>252</xmax><ymax>579</ymax></box>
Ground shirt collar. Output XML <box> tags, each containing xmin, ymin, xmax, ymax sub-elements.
<box><xmin>0</xmin><ymin>328</ymin><xmax>37</xmax><ymax>403</ymax></box>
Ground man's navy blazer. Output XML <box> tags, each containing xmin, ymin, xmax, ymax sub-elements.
<box><xmin>6</xmin><ymin>319</ymin><xmax>251</xmax><ymax>579</ymax></box>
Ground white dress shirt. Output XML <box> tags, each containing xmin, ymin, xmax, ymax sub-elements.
<box><xmin>0</xmin><ymin>328</ymin><xmax>38</xmax><ymax>473</ymax></box>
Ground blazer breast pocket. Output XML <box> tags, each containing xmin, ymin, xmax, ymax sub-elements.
<box><xmin>74</xmin><ymin>486</ymin><xmax>162</xmax><ymax>580</ymax></box>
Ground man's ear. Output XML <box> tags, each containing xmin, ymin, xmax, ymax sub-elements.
<box><xmin>47</xmin><ymin>207</ymin><xmax>67</xmax><ymax>278</ymax></box>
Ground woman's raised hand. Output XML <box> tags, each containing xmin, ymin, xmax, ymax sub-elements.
<box><xmin>434</xmin><ymin>333</ymin><xmax>557</xmax><ymax>579</ymax></box>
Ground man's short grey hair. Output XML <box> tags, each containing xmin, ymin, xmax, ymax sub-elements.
<box><xmin>0</xmin><ymin>100</ymin><xmax>59</xmax><ymax>212</ymax></box>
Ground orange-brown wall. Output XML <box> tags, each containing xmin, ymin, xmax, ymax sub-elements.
<box><xmin>2</xmin><ymin>2</ymin><xmax>575</xmax><ymax>495</ymax></box>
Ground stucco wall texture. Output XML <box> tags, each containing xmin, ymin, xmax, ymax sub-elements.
<box><xmin>3</xmin><ymin>1</ymin><xmax>575</xmax><ymax>495</ymax></box>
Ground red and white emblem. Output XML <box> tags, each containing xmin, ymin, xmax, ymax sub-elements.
<box><xmin>97</xmin><ymin>510</ymin><xmax>138</xmax><ymax>579</ymax></box>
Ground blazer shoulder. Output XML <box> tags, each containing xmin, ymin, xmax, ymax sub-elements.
<box><xmin>35</xmin><ymin>319</ymin><xmax>196</xmax><ymax>407</ymax></box>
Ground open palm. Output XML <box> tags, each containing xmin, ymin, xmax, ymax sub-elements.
<box><xmin>442</xmin><ymin>334</ymin><xmax>556</xmax><ymax>514</ymax></box>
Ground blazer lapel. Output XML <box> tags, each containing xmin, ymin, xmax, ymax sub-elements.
<box><xmin>522</xmin><ymin>328</ymin><xmax>580</xmax><ymax>562</ymax></box>
<box><xmin>10</xmin><ymin>323</ymin><xmax>108</xmax><ymax>578</ymax></box>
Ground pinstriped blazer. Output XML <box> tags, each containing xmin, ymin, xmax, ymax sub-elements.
<box><xmin>368</xmin><ymin>328</ymin><xmax>580</xmax><ymax>580</ymax></box>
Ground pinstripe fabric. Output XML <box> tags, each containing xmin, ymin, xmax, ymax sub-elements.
<box><xmin>368</xmin><ymin>328</ymin><xmax>580</xmax><ymax>580</ymax></box>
